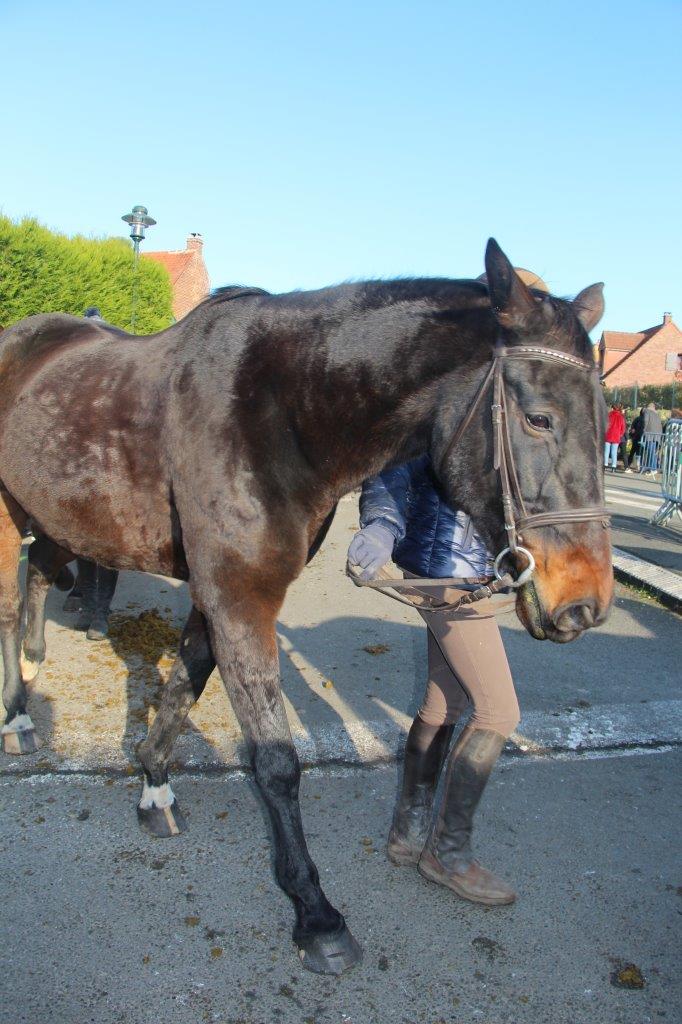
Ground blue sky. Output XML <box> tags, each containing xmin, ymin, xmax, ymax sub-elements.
<box><xmin>2</xmin><ymin>0</ymin><xmax>680</xmax><ymax>335</ymax></box>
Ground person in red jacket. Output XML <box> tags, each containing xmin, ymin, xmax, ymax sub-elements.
<box><xmin>604</xmin><ymin>403</ymin><xmax>626</xmax><ymax>471</ymax></box>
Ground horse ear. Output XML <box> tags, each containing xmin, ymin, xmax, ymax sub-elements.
<box><xmin>484</xmin><ymin>238</ymin><xmax>537</xmax><ymax>330</ymax></box>
<box><xmin>573</xmin><ymin>283</ymin><xmax>605</xmax><ymax>332</ymax></box>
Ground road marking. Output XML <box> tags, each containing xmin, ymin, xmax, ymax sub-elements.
<box><xmin>1</xmin><ymin>700</ymin><xmax>680</xmax><ymax>775</ymax></box>
<box><xmin>605</xmin><ymin>483</ymin><xmax>661</xmax><ymax>499</ymax></box>
<box><xmin>513</xmin><ymin>698</ymin><xmax>682</xmax><ymax>753</ymax></box>
<box><xmin>1</xmin><ymin>742</ymin><xmax>678</xmax><ymax>789</ymax></box>
<box><xmin>605</xmin><ymin>489</ymin><xmax>660</xmax><ymax>510</ymax></box>
<box><xmin>612</xmin><ymin>546</ymin><xmax>682</xmax><ymax>603</ymax></box>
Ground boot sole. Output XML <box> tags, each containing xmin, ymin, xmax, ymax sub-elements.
<box><xmin>386</xmin><ymin>844</ymin><xmax>421</xmax><ymax>867</ymax></box>
<box><xmin>418</xmin><ymin>859</ymin><xmax>516</xmax><ymax>906</ymax></box>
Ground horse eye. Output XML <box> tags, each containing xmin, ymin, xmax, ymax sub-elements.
<box><xmin>526</xmin><ymin>414</ymin><xmax>551</xmax><ymax>431</ymax></box>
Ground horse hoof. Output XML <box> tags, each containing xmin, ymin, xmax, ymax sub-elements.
<box><xmin>296</xmin><ymin>922</ymin><xmax>363</xmax><ymax>975</ymax></box>
<box><xmin>137</xmin><ymin>799</ymin><xmax>187</xmax><ymax>838</ymax></box>
<box><xmin>20</xmin><ymin>652</ymin><xmax>42</xmax><ymax>683</ymax></box>
<box><xmin>86</xmin><ymin>624</ymin><xmax>108</xmax><ymax>641</ymax></box>
<box><xmin>62</xmin><ymin>593</ymin><xmax>82</xmax><ymax>612</ymax></box>
<box><xmin>2</xmin><ymin>715</ymin><xmax>40</xmax><ymax>755</ymax></box>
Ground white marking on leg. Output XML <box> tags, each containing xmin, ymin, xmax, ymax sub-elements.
<box><xmin>138</xmin><ymin>781</ymin><xmax>175</xmax><ymax>810</ymax></box>
<box><xmin>20</xmin><ymin>652</ymin><xmax>41</xmax><ymax>683</ymax></box>
<box><xmin>1</xmin><ymin>713</ymin><xmax>35</xmax><ymax>735</ymax></box>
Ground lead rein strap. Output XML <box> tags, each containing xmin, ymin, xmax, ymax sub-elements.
<box><xmin>346</xmin><ymin>562</ymin><xmax>515</xmax><ymax>614</ymax></box>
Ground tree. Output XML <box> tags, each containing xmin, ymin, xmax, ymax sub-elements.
<box><xmin>0</xmin><ymin>215</ymin><xmax>173</xmax><ymax>333</ymax></box>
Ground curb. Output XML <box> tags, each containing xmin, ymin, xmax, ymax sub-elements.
<box><xmin>2</xmin><ymin>700</ymin><xmax>681</xmax><ymax>776</ymax></box>
<box><xmin>612</xmin><ymin>546</ymin><xmax>682</xmax><ymax>612</ymax></box>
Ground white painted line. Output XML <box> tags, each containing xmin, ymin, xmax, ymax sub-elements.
<box><xmin>605</xmin><ymin>491</ymin><xmax>660</xmax><ymax>510</ymax></box>
<box><xmin>612</xmin><ymin>546</ymin><xmax>682</xmax><ymax>602</ymax></box>
<box><xmin>604</xmin><ymin>484</ymin><xmax>662</xmax><ymax>500</ymax></box>
<box><xmin>515</xmin><ymin>699</ymin><xmax>682</xmax><ymax>752</ymax></box>
<box><xmin>2</xmin><ymin>701</ymin><xmax>680</xmax><ymax>774</ymax></box>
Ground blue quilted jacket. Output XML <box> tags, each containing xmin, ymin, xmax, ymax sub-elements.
<box><xmin>359</xmin><ymin>455</ymin><xmax>493</xmax><ymax>579</ymax></box>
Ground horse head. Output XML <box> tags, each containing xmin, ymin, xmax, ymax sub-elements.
<box><xmin>436</xmin><ymin>239</ymin><xmax>612</xmax><ymax>644</ymax></box>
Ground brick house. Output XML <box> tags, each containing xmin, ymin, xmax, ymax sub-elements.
<box><xmin>597</xmin><ymin>313</ymin><xmax>682</xmax><ymax>386</ymax></box>
<box><xmin>144</xmin><ymin>233</ymin><xmax>210</xmax><ymax>321</ymax></box>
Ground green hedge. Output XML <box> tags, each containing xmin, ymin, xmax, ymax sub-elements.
<box><xmin>0</xmin><ymin>215</ymin><xmax>173</xmax><ymax>333</ymax></box>
<box><xmin>603</xmin><ymin>383</ymin><xmax>681</xmax><ymax>417</ymax></box>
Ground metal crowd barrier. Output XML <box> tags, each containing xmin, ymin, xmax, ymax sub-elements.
<box><xmin>650</xmin><ymin>419</ymin><xmax>682</xmax><ymax>526</ymax></box>
<box><xmin>639</xmin><ymin>432</ymin><xmax>664</xmax><ymax>475</ymax></box>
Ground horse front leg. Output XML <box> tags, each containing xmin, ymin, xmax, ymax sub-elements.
<box><xmin>205</xmin><ymin>603</ymin><xmax>362</xmax><ymax>976</ymax></box>
<box><xmin>21</xmin><ymin>534</ymin><xmax>75</xmax><ymax>683</ymax></box>
<box><xmin>0</xmin><ymin>490</ymin><xmax>38</xmax><ymax>754</ymax></box>
<box><xmin>136</xmin><ymin>605</ymin><xmax>215</xmax><ymax>837</ymax></box>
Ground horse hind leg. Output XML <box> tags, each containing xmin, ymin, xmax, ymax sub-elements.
<box><xmin>136</xmin><ymin>606</ymin><xmax>216</xmax><ymax>838</ymax></box>
<box><xmin>0</xmin><ymin>489</ymin><xmax>38</xmax><ymax>754</ymax></box>
<box><xmin>20</xmin><ymin>534</ymin><xmax>75</xmax><ymax>683</ymax></box>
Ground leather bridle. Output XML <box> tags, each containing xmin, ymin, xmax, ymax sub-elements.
<box><xmin>348</xmin><ymin>341</ymin><xmax>611</xmax><ymax>614</ymax></box>
<box><xmin>439</xmin><ymin>342</ymin><xmax>611</xmax><ymax>588</ymax></box>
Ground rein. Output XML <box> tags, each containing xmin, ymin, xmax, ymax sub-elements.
<box><xmin>347</xmin><ymin>342</ymin><xmax>611</xmax><ymax>614</ymax></box>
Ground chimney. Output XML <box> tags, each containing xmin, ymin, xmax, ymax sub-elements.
<box><xmin>663</xmin><ymin>312</ymin><xmax>672</xmax><ymax>324</ymax></box>
<box><xmin>187</xmin><ymin>233</ymin><xmax>203</xmax><ymax>252</ymax></box>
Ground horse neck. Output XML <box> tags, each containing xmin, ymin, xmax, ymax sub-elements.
<box><xmin>288</xmin><ymin>302</ymin><xmax>498</xmax><ymax>498</ymax></box>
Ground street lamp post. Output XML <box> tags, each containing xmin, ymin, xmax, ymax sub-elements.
<box><xmin>121</xmin><ymin>204</ymin><xmax>156</xmax><ymax>332</ymax></box>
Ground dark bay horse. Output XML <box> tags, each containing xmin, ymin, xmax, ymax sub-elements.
<box><xmin>0</xmin><ymin>240</ymin><xmax>612</xmax><ymax>973</ymax></box>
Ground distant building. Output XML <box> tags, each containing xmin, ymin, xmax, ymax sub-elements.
<box><xmin>597</xmin><ymin>313</ymin><xmax>682</xmax><ymax>386</ymax></box>
<box><xmin>144</xmin><ymin>233</ymin><xmax>210</xmax><ymax>321</ymax></box>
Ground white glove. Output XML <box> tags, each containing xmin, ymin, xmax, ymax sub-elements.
<box><xmin>347</xmin><ymin>522</ymin><xmax>396</xmax><ymax>581</ymax></box>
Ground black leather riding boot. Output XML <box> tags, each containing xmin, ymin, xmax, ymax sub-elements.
<box><xmin>387</xmin><ymin>718</ymin><xmax>454</xmax><ymax>866</ymax></box>
<box><xmin>418</xmin><ymin>728</ymin><xmax>515</xmax><ymax>905</ymax></box>
<box><xmin>86</xmin><ymin>565</ymin><xmax>119</xmax><ymax>641</ymax></box>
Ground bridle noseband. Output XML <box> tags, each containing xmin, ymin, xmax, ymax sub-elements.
<box><xmin>439</xmin><ymin>342</ymin><xmax>611</xmax><ymax>587</ymax></box>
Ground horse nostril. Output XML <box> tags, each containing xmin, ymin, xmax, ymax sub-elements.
<box><xmin>578</xmin><ymin>604</ymin><xmax>595</xmax><ymax>628</ymax></box>
<box><xmin>553</xmin><ymin>601</ymin><xmax>597</xmax><ymax>632</ymax></box>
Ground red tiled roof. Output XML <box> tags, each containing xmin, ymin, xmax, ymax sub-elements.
<box><xmin>600</xmin><ymin>330</ymin><xmax>647</xmax><ymax>352</ymax></box>
<box><xmin>602</xmin><ymin>325</ymin><xmax>666</xmax><ymax>379</ymax></box>
<box><xmin>144</xmin><ymin>250</ymin><xmax>193</xmax><ymax>284</ymax></box>
<box><xmin>142</xmin><ymin>236</ymin><xmax>210</xmax><ymax>320</ymax></box>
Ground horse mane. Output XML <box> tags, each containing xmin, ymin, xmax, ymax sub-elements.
<box><xmin>202</xmin><ymin>285</ymin><xmax>271</xmax><ymax>307</ymax></box>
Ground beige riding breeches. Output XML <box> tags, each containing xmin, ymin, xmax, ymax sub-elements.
<box><xmin>408</xmin><ymin>579</ymin><xmax>521</xmax><ymax>738</ymax></box>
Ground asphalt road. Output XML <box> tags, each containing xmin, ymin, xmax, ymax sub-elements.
<box><xmin>604</xmin><ymin>473</ymin><xmax>681</xmax><ymax>574</ymax></box>
<box><xmin>1</xmin><ymin>749</ymin><xmax>679</xmax><ymax>1024</ymax></box>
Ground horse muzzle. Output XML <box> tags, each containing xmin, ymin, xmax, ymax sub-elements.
<box><xmin>515</xmin><ymin>541</ymin><xmax>613</xmax><ymax>644</ymax></box>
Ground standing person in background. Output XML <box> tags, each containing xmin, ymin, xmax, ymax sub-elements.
<box><xmin>641</xmin><ymin>402</ymin><xmax>663</xmax><ymax>475</ymax></box>
<box><xmin>61</xmin><ymin>307</ymin><xmax>120</xmax><ymax>641</ymax></box>
<box><xmin>642</xmin><ymin>402</ymin><xmax>663</xmax><ymax>434</ymax></box>
<box><xmin>664</xmin><ymin>410</ymin><xmax>682</xmax><ymax>432</ymax></box>
<box><xmin>604</xmin><ymin>403</ymin><xmax>626</xmax><ymax>472</ymax></box>
<box><xmin>617</xmin><ymin>411</ymin><xmax>630</xmax><ymax>468</ymax></box>
<box><xmin>624</xmin><ymin>408</ymin><xmax>644</xmax><ymax>473</ymax></box>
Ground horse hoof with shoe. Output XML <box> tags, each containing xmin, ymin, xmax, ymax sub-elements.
<box><xmin>296</xmin><ymin>922</ymin><xmax>363</xmax><ymax>975</ymax></box>
<box><xmin>1</xmin><ymin>714</ymin><xmax>40</xmax><ymax>755</ymax></box>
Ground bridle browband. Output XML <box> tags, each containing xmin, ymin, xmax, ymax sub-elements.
<box><xmin>348</xmin><ymin>341</ymin><xmax>611</xmax><ymax>614</ymax></box>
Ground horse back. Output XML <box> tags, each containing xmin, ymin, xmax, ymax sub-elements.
<box><xmin>0</xmin><ymin>314</ymin><xmax>127</xmax><ymax>391</ymax></box>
